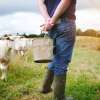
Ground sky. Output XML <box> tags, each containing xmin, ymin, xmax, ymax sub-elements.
<box><xmin>0</xmin><ymin>0</ymin><xmax>100</xmax><ymax>35</ymax></box>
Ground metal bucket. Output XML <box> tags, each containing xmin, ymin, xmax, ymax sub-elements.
<box><xmin>33</xmin><ymin>37</ymin><xmax>53</xmax><ymax>63</ymax></box>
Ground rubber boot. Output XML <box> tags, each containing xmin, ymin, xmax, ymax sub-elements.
<box><xmin>53</xmin><ymin>74</ymin><xmax>73</xmax><ymax>100</ymax></box>
<box><xmin>53</xmin><ymin>73</ymin><xmax>66</xmax><ymax>100</ymax></box>
<box><xmin>40</xmin><ymin>69</ymin><xmax>54</xmax><ymax>94</ymax></box>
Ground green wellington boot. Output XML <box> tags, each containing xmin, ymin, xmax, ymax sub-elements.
<box><xmin>40</xmin><ymin>69</ymin><xmax>54</xmax><ymax>94</ymax></box>
<box><xmin>53</xmin><ymin>74</ymin><xmax>73</xmax><ymax>100</ymax></box>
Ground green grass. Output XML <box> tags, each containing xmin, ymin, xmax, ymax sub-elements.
<box><xmin>0</xmin><ymin>36</ymin><xmax>100</xmax><ymax>100</ymax></box>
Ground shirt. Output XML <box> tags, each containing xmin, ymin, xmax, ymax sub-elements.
<box><xmin>44</xmin><ymin>0</ymin><xmax>76</xmax><ymax>20</ymax></box>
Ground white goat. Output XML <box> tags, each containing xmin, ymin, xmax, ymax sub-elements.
<box><xmin>13</xmin><ymin>38</ymin><xmax>28</xmax><ymax>56</ymax></box>
<box><xmin>0</xmin><ymin>38</ymin><xmax>13</xmax><ymax>81</ymax></box>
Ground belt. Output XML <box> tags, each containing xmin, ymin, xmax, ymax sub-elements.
<box><xmin>56</xmin><ymin>17</ymin><xmax>75</xmax><ymax>24</ymax></box>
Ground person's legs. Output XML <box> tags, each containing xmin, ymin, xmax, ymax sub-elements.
<box><xmin>48</xmin><ymin>40</ymin><xmax>74</xmax><ymax>99</ymax></box>
<box><xmin>40</xmin><ymin>19</ymin><xmax>76</xmax><ymax>99</ymax></box>
<box><xmin>52</xmin><ymin>24</ymin><xmax>75</xmax><ymax>100</ymax></box>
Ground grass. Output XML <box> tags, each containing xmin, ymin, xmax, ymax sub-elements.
<box><xmin>0</xmin><ymin>36</ymin><xmax>100</xmax><ymax>100</ymax></box>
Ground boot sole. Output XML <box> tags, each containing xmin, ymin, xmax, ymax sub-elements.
<box><xmin>40</xmin><ymin>88</ymin><xmax>52</xmax><ymax>94</ymax></box>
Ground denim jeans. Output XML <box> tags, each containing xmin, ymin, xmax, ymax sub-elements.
<box><xmin>48</xmin><ymin>18</ymin><xmax>76</xmax><ymax>75</ymax></box>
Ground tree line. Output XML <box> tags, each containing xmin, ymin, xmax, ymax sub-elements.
<box><xmin>3</xmin><ymin>29</ymin><xmax>100</xmax><ymax>38</ymax></box>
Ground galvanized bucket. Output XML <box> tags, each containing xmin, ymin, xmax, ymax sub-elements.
<box><xmin>33</xmin><ymin>35</ymin><xmax>53</xmax><ymax>63</ymax></box>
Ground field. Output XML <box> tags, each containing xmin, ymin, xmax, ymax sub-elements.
<box><xmin>0</xmin><ymin>36</ymin><xmax>100</xmax><ymax>100</ymax></box>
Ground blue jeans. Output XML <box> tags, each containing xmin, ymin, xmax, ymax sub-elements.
<box><xmin>48</xmin><ymin>18</ymin><xmax>76</xmax><ymax>75</ymax></box>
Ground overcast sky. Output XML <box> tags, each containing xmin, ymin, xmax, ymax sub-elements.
<box><xmin>0</xmin><ymin>0</ymin><xmax>97</xmax><ymax>15</ymax></box>
<box><xmin>0</xmin><ymin>0</ymin><xmax>37</xmax><ymax>15</ymax></box>
<box><xmin>0</xmin><ymin>0</ymin><xmax>100</xmax><ymax>35</ymax></box>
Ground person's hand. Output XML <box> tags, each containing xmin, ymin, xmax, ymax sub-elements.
<box><xmin>40</xmin><ymin>18</ymin><xmax>50</xmax><ymax>31</ymax></box>
<box><xmin>40</xmin><ymin>18</ymin><xmax>55</xmax><ymax>31</ymax></box>
<box><xmin>45</xmin><ymin>18</ymin><xmax>54</xmax><ymax>31</ymax></box>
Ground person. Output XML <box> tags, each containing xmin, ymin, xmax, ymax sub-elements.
<box><xmin>37</xmin><ymin>0</ymin><xmax>76</xmax><ymax>100</ymax></box>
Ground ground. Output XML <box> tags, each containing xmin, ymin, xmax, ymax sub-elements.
<box><xmin>0</xmin><ymin>36</ymin><xmax>100</xmax><ymax>100</ymax></box>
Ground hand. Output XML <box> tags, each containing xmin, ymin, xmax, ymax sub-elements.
<box><xmin>45</xmin><ymin>18</ymin><xmax>54</xmax><ymax>31</ymax></box>
<box><xmin>40</xmin><ymin>18</ymin><xmax>50</xmax><ymax>32</ymax></box>
<box><xmin>40</xmin><ymin>18</ymin><xmax>55</xmax><ymax>31</ymax></box>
